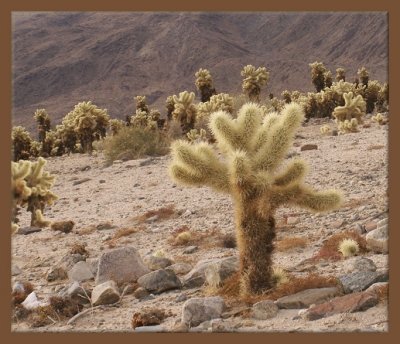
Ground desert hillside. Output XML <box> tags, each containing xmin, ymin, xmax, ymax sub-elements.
<box><xmin>12</xmin><ymin>12</ymin><xmax>388</xmax><ymax>131</ymax></box>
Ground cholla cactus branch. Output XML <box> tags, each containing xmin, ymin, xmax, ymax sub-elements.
<box><xmin>170</xmin><ymin>102</ymin><xmax>342</xmax><ymax>295</ymax></box>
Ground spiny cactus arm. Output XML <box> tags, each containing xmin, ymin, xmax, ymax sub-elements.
<box><xmin>236</xmin><ymin>103</ymin><xmax>263</xmax><ymax>150</ymax></box>
<box><xmin>209</xmin><ymin>110</ymin><xmax>240</xmax><ymax>152</ymax></box>
<box><xmin>254</xmin><ymin>103</ymin><xmax>304</xmax><ymax>172</ymax></box>
<box><xmin>32</xmin><ymin>209</ymin><xmax>51</xmax><ymax>228</ymax></box>
<box><xmin>272</xmin><ymin>159</ymin><xmax>308</xmax><ymax>187</ymax></box>
<box><xmin>228</xmin><ymin>150</ymin><xmax>255</xmax><ymax>194</ymax></box>
<box><xmin>11</xmin><ymin>160</ymin><xmax>31</xmax><ymax>180</ymax></box>
<box><xmin>250</xmin><ymin>112</ymin><xmax>280</xmax><ymax>151</ymax></box>
<box><xmin>270</xmin><ymin>183</ymin><xmax>342</xmax><ymax>212</ymax></box>
<box><xmin>170</xmin><ymin>140</ymin><xmax>230</xmax><ymax>192</ymax></box>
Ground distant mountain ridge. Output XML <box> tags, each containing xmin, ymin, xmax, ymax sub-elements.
<box><xmin>12</xmin><ymin>12</ymin><xmax>388</xmax><ymax>132</ymax></box>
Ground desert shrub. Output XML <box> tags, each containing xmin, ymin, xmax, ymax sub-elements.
<box><xmin>103</xmin><ymin>126</ymin><xmax>170</xmax><ymax>163</ymax></box>
<box><xmin>109</xmin><ymin>118</ymin><xmax>125</xmax><ymax>135</ymax></box>
<box><xmin>309</xmin><ymin>61</ymin><xmax>327</xmax><ymax>92</ymax></box>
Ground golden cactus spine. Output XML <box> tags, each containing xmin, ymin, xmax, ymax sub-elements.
<box><xmin>169</xmin><ymin>102</ymin><xmax>342</xmax><ymax>295</ymax></box>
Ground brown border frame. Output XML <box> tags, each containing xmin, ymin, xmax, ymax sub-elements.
<box><xmin>1</xmin><ymin>1</ymin><xmax>398</xmax><ymax>344</ymax></box>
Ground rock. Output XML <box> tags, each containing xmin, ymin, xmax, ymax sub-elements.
<box><xmin>352</xmin><ymin>257</ymin><xmax>377</xmax><ymax>272</ymax></box>
<box><xmin>12</xmin><ymin>264</ymin><xmax>22</xmax><ymax>276</ymax></box>
<box><xmin>86</xmin><ymin>258</ymin><xmax>99</xmax><ymax>275</ymax></box>
<box><xmin>287</xmin><ymin>217</ymin><xmax>300</xmax><ymax>225</ymax></box>
<box><xmin>176</xmin><ymin>293</ymin><xmax>188</xmax><ymax>302</ymax></box>
<box><xmin>137</xmin><ymin>269</ymin><xmax>182</xmax><ymax>294</ymax></box>
<box><xmin>300</xmin><ymin>144</ymin><xmax>318</xmax><ymax>151</ymax></box>
<box><xmin>183</xmin><ymin>246</ymin><xmax>198</xmax><ymax>254</ymax></box>
<box><xmin>339</xmin><ymin>270</ymin><xmax>388</xmax><ymax>294</ymax></box>
<box><xmin>21</xmin><ymin>292</ymin><xmax>46</xmax><ymax>310</ymax></box>
<box><xmin>354</xmin><ymin>224</ymin><xmax>366</xmax><ymax>235</ymax></box>
<box><xmin>252</xmin><ymin>300</ymin><xmax>279</xmax><ymax>319</ymax></box>
<box><xmin>46</xmin><ymin>266</ymin><xmax>68</xmax><ymax>282</ymax></box>
<box><xmin>204</xmin><ymin>257</ymin><xmax>239</xmax><ymax>288</ymax></box>
<box><xmin>131</xmin><ymin>307</ymin><xmax>167</xmax><ymax>329</ymax></box>
<box><xmin>182</xmin><ymin>297</ymin><xmax>225</xmax><ymax>327</ymax></box>
<box><xmin>133</xmin><ymin>287</ymin><xmax>150</xmax><ymax>299</ymax></box>
<box><xmin>377</xmin><ymin>218</ymin><xmax>388</xmax><ymax>227</ymax></box>
<box><xmin>50</xmin><ymin>221</ymin><xmax>75</xmax><ymax>233</ymax></box>
<box><xmin>68</xmin><ymin>261</ymin><xmax>94</xmax><ymax>282</ymax></box>
<box><xmin>171</xmin><ymin>322</ymin><xmax>189</xmax><ymax>332</ymax></box>
<box><xmin>366</xmin><ymin>225</ymin><xmax>388</xmax><ymax>253</ymax></box>
<box><xmin>73</xmin><ymin>178</ymin><xmax>91</xmax><ymax>186</ymax></box>
<box><xmin>275</xmin><ymin>287</ymin><xmax>340</xmax><ymax>309</ymax></box>
<box><xmin>95</xmin><ymin>246</ymin><xmax>150</xmax><ymax>285</ymax></box>
<box><xmin>134</xmin><ymin>325</ymin><xmax>164</xmax><ymax>332</ymax></box>
<box><xmin>59</xmin><ymin>281</ymin><xmax>91</xmax><ymax>305</ymax></box>
<box><xmin>99</xmin><ymin>179</ymin><xmax>106</xmax><ymax>184</ymax></box>
<box><xmin>91</xmin><ymin>280</ymin><xmax>120</xmax><ymax>306</ymax></box>
<box><xmin>96</xmin><ymin>222</ymin><xmax>116</xmax><ymax>230</ymax></box>
<box><xmin>166</xmin><ymin>263</ymin><xmax>192</xmax><ymax>275</ymax></box>
<box><xmin>143</xmin><ymin>255</ymin><xmax>173</xmax><ymax>270</ymax></box>
<box><xmin>146</xmin><ymin>215</ymin><xmax>159</xmax><ymax>223</ymax></box>
<box><xmin>366</xmin><ymin>282</ymin><xmax>388</xmax><ymax>294</ymax></box>
<box><xmin>183</xmin><ymin>256</ymin><xmax>238</xmax><ymax>288</ymax></box>
<box><xmin>210</xmin><ymin>319</ymin><xmax>232</xmax><ymax>332</ymax></box>
<box><xmin>331</xmin><ymin>219</ymin><xmax>345</xmax><ymax>229</ymax></box>
<box><xmin>182</xmin><ymin>210</ymin><xmax>192</xmax><ymax>217</ymax></box>
<box><xmin>139</xmin><ymin>158</ymin><xmax>155</xmax><ymax>166</ymax></box>
<box><xmin>15</xmin><ymin>226</ymin><xmax>42</xmax><ymax>235</ymax></box>
<box><xmin>12</xmin><ymin>282</ymin><xmax>26</xmax><ymax>293</ymax></box>
<box><xmin>305</xmin><ymin>291</ymin><xmax>379</xmax><ymax>321</ymax></box>
<box><xmin>364</xmin><ymin>221</ymin><xmax>378</xmax><ymax>232</ymax></box>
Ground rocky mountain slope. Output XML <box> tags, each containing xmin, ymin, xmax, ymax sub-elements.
<box><xmin>12</xmin><ymin>12</ymin><xmax>388</xmax><ymax>132</ymax></box>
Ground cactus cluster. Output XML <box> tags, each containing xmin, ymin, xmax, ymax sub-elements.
<box><xmin>11</xmin><ymin>157</ymin><xmax>57</xmax><ymax>230</ymax></box>
<box><xmin>332</xmin><ymin>92</ymin><xmax>366</xmax><ymax>133</ymax></box>
<box><xmin>169</xmin><ymin>102</ymin><xmax>342</xmax><ymax>295</ymax></box>
<box><xmin>336</xmin><ymin>68</ymin><xmax>346</xmax><ymax>82</ymax></box>
<box><xmin>320</xmin><ymin>125</ymin><xmax>331</xmax><ymax>135</ymax></box>
<box><xmin>357</xmin><ymin>67</ymin><xmax>369</xmax><ymax>87</ymax></box>
<box><xmin>33</xmin><ymin>109</ymin><xmax>51</xmax><ymax>143</ymax></box>
<box><xmin>195</xmin><ymin>68</ymin><xmax>217</xmax><ymax>102</ymax></box>
<box><xmin>12</xmin><ymin>126</ymin><xmax>32</xmax><ymax>161</ymax></box>
<box><xmin>241</xmin><ymin>65</ymin><xmax>269</xmax><ymax>102</ymax></box>
<box><xmin>309</xmin><ymin>61</ymin><xmax>331</xmax><ymax>92</ymax></box>
<box><xmin>186</xmin><ymin>128</ymin><xmax>208</xmax><ymax>143</ymax></box>
<box><xmin>109</xmin><ymin>118</ymin><xmax>125</xmax><ymax>135</ymax></box>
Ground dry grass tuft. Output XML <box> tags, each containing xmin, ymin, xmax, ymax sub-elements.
<box><xmin>374</xmin><ymin>284</ymin><xmax>389</xmax><ymax>303</ymax></box>
<box><xmin>106</xmin><ymin>226</ymin><xmax>143</xmax><ymax>248</ymax></box>
<box><xmin>69</xmin><ymin>243</ymin><xmax>89</xmax><ymax>257</ymax></box>
<box><xmin>220</xmin><ymin>233</ymin><xmax>237</xmax><ymax>248</ymax></box>
<box><xmin>169</xmin><ymin>226</ymin><xmax>226</xmax><ymax>248</ymax></box>
<box><xmin>50</xmin><ymin>220</ymin><xmax>75</xmax><ymax>233</ymax></box>
<box><xmin>77</xmin><ymin>225</ymin><xmax>96</xmax><ymax>236</ymax></box>
<box><xmin>312</xmin><ymin>230</ymin><xmax>367</xmax><ymax>262</ymax></box>
<box><xmin>214</xmin><ymin>272</ymin><xmax>340</xmax><ymax>304</ymax></box>
<box><xmin>276</xmin><ymin>236</ymin><xmax>308</xmax><ymax>251</ymax></box>
<box><xmin>11</xmin><ymin>281</ymin><xmax>34</xmax><ymax>306</ymax></box>
<box><xmin>367</xmin><ymin>145</ymin><xmax>385</xmax><ymax>150</ymax></box>
<box><xmin>131</xmin><ymin>307</ymin><xmax>170</xmax><ymax>329</ymax></box>
<box><xmin>134</xmin><ymin>205</ymin><xmax>177</xmax><ymax>223</ymax></box>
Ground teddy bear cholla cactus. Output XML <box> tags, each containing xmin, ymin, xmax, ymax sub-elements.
<box><xmin>195</xmin><ymin>68</ymin><xmax>217</xmax><ymax>102</ymax></box>
<box><xmin>33</xmin><ymin>109</ymin><xmax>51</xmax><ymax>144</ymax></box>
<box><xmin>172</xmin><ymin>91</ymin><xmax>197</xmax><ymax>134</ymax></box>
<box><xmin>11</xmin><ymin>157</ymin><xmax>57</xmax><ymax>229</ymax></box>
<box><xmin>309</xmin><ymin>61</ymin><xmax>327</xmax><ymax>92</ymax></box>
<box><xmin>169</xmin><ymin>102</ymin><xmax>342</xmax><ymax>295</ymax></box>
<box><xmin>333</xmin><ymin>92</ymin><xmax>366</xmax><ymax>133</ymax></box>
<box><xmin>241</xmin><ymin>65</ymin><xmax>269</xmax><ymax>102</ymax></box>
<box><xmin>12</xmin><ymin>126</ymin><xmax>32</xmax><ymax>161</ymax></box>
<box><xmin>336</xmin><ymin>68</ymin><xmax>346</xmax><ymax>82</ymax></box>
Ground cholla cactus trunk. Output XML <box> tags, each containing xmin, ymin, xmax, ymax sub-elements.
<box><xmin>80</xmin><ymin>131</ymin><xmax>94</xmax><ymax>154</ymax></box>
<box><xmin>170</xmin><ymin>102</ymin><xmax>342</xmax><ymax>295</ymax></box>
<box><xmin>199</xmin><ymin>86</ymin><xmax>217</xmax><ymax>102</ymax></box>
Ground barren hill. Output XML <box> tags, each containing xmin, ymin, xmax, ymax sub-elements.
<box><xmin>12</xmin><ymin>12</ymin><xmax>388</xmax><ymax>132</ymax></box>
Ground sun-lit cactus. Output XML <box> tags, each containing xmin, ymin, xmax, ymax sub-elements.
<box><xmin>363</xmin><ymin>80</ymin><xmax>381</xmax><ymax>114</ymax></box>
<box><xmin>371</xmin><ymin>113</ymin><xmax>388</xmax><ymax>125</ymax></box>
<box><xmin>134</xmin><ymin>95</ymin><xmax>149</xmax><ymax>114</ymax></box>
<box><xmin>336</xmin><ymin>68</ymin><xmax>346</xmax><ymax>82</ymax></box>
<box><xmin>309</xmin><ymin>61</ymin><xmax>327</xmax><ymax>92</ymax></box>
<box><xmin>12</xmin><ymin>126</ymin><xmax>32</xmax><ymax>161</ymax></box>
<box><xmin>281</xmin><ymin>90</ymin><xmax>291</xmax><ymax>104</ymax></box>
<box><xmin>357</xmin><ymin>67</ymin><xmax>369</xmax><ymax>87</ymax></box>
<box><xmin>56</xmin><ymin>121</ymin><xmax>77</xmax><ymax>154</ymax></box>
<box><xmin>68</xmin><ymin>101</ymin><xmax>110</xmax><ymax>153</ymax></box>
<box><xmin>320</xmin><ymin>125</ymin><xmax>331</xmax><ymax>135</ymax></box>
<box><xmin>195</xmin><ymin>68</ymin><xmax>217</xmax><ymax>102</ymax></box>
<box><xmin>11</xmin><ymin>157</ymin><xmax>57</xmax><ymax>228</ymax></box>
<box><xmin>338</xmin><ymin>238</ymin><xmax>359</xmax><ymax>258</ymax></box>
<box><xmin>33</xmin><ymin>109</ymin><xmax>51</xmax><ymax>143</ymax></box>
<box><xmin>169</xmin><ymin>102</ymin><xmax>342</xmax><ymax>295</ymax></box>
<box><xmin>376</xmin><ymin>82</ymin><xmax>389</xmax><ymax>112</ymax></box>
<box><xmin>172</xmin><ymin>91</ymin><xmax>197</xmax><ymax>134</ymax></box>
<box><xmin>241</xmin><ymin>65</ymin><xmax>269</xmax><ymax>102</ymax></box>
<box><xmin>186</xmin><ymin>128</ymin><xmax>208</xmax><ymax>143</ymax></box>
<box><xmin>338</xmin><ymin>118</ymin><xmax>359</xmax><ymax>133</ymax></box>
<box><xmin>324</xmin><ymin>70</ymin><xmax>333</xmax><ymax>88</ymax></box>
<box><xmin>165</xmin><ymin>96</ymin><xmax>175</xmax><ymax>121</ymax></box>
<box><xmin>333</xmin><ymin>92</ymin><xmax>366</xmax><ymax>123</ymax></box>
<box><xmin>109</xmin><ymin>118</ymin><xmax>125</xmax><ymax>135</ymax></box>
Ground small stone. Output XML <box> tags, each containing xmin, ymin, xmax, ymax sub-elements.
<box><xmin>144</xmin><ymin>255</ymin><xmax>173</xmax><ymax>270</ymax></box>
<box><xmin>21</xmin><ymin>292</ymin><xmax>45</xmax><ymax>310</ymax></box>
<box><xmin>137</xmin><ymin>269</ymin><xmax>182</xmax><ymax>294</ymax></box>
<box><xmin>252</xmin><ymin>300</ymin><xmax>279</xmax><ymax>319</ymax></box>
<box><xmin>91</xmin><ymin>280</ymin><xmax>120</xmax><ymax>306</ymax></box>
<box><xmin>364</xmin><ymin>221</ymin><xmax>377</xmax><ymax>232</ymax></box>
<box><xmin>134</xmin><ymin>325</ymin><xmax>164</xmax><ymax>332</ymax></box>
<box><xmin>166</xmin><ymin>263</ymin><xmax>193</xmax><ymax>275</ymax></box>
<box><xmin>287</xmin><ymin>217</ymin><xmax>300</xmax><ymax>225</ymax></box>
<box><xmin>46</xmin><ymin>266</ymin><xmax>68</xmax><ymax>282</ymax></box>
<box><xmin>86</xmin><ymin>258</ymin><xmax>99</xmax><ymax>275</ymax></box>
<box><xmin>133</xmin><ymin>287</ymin><xmax>150</xmax><ymax>299</ymax></box>
<box><xmin>68</xmin><ymin>261</ymin><xmax>94</xmax><ymax>282</ymax></box>
<box><xmin>182</xmin><ymin>210</ymin><xmax>192</xmax><ymax>217</ymax></box>
<box><xmin>133</xmin><ymin>183</ymin><xmax>140</xmax><ymax>187</ymax></box>
<box><xmin>139</xmin><ymin>158</ymin><xmax>155</xmax><ymax>167</ymax></box>
<box><xmin>12</xmin><ymin>264</ymin><xmax>22</xmax><ymax>276</ymax></box>
<box><xmin>96</xmin><ymin>246</ymin><xmax>150</xmax><ymax>285</ymax></box>
<box><xmin>176</xmin><ymin>293</ymin><xmax>188</xmax><ymax>302</ymax></box>
<box><xmin>300</xmin><ymin>144</ymin><xmax>318</xmax><ymax>151</ymax></box>
<box><xmin>331</xmin><ymin>219</ymin><xmax>345</xmax><ymax>229</ymax></box>
<box><xmin>353</xmin><ymin>257</ymin><xmax>377</xmax><ymax>272</ymax></box>
<box><xmin>59</xmin><ymin>281</ymin><xmax>91</xmax><ymax>305</ymax></box>
<box><xmin>182</xmin><ymin>296</ymin><xmax>225</xmax><ymax>327</ymax></box>
<box><xmin>72</xmin><ymin>178</ymin><xmax>91</xmax><ymax>186</ymax></box>
<box><xmin>146</xmin><ymin>215</ymin><xmax>159</xmax><ymax>223</ymax></box>
<box><xmin>183</xmin><ymin>246</ymin><xmax>198</xmax><ymax>254</ymax></box>
<box><xmin>276</xmin><ymin>287</ymin><xmax>340</xmax><ymax>309</ymax></box>
<box><xmin>366</xmin><ymin>225</ymin><xmax>388</xmax><ymax>253</ymax></box>
<box><xmin>305</xmin><ymin>291</ymin><xmax>379</xmax><ymax>321</ymax></box>
<box><xmin>339</xmin><ymin>270</ymin><xmax>388</xmax><ymax>294</ymax></box>
<box><xmin>377</xmin><ymin>218</ymin><xmax>388</xmax><ymax>228</ymax></box>
<box><xmin>16</xmin><ymin>226</ymin><xmax>42</xmax><ymax>235</ymax></box>
<box><xmin>99</xmin><ymin>180</ymin><xmax>106</xmax><ymax>184</ymax></box>
<box><xmin>366</xmin><ymin>282</ymin><xmax>388</xmax><ymax>294</ymax></box>
<box><xmin>96</xmin><ymin>222</ymin><xmax>116</xmax><ymax>230</ymax></box>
